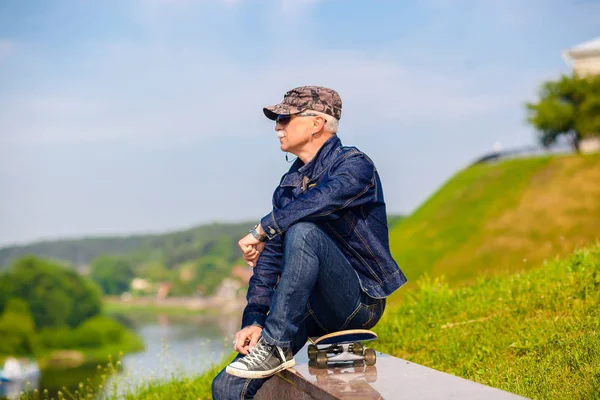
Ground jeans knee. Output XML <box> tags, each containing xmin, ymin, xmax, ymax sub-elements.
<box><xmin>285</xmin><ymin>222</ymin><xmax>319</xmax><ymax>248</ymax></box>
<box><xmin>211</xmin><ymin>370</ymin><xmax>229</xmax><ymax>399</ymax></box>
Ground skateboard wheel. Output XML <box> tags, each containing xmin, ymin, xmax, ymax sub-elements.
<box><xmin>352</xmin><ymin>342</ymin><xmax>363</xmax><ymax>355</ymax></box>
<box><xmin>316</xmin><ymin>351</ymin><xmax>328</xmax><ymax>367</ymax></box>
<box><xmin>364</xmin><ymin>348</ymin><xmax>376</xmax><ymax>366</ymax></box>
<box><xmin>308</xmin><ymin>344</ymin><xmax>318</xmax><ymax>361</ymax></box>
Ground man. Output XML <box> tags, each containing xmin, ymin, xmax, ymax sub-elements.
<box><xmin>211</xmin><ymin>86</ymin><xmax>407</xmax><ymax>399</ymax></box>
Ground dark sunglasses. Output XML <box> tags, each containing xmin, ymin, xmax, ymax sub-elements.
<box><xmin>275</xmin><ymin>113</ymin><xmax>325</xmax><ymax>126</ymax></box>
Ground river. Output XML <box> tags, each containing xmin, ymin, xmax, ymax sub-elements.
<box><xmin>0</xmin><ymin>311</ymin><xmax>240</xmax><ymax>399</ymax></box>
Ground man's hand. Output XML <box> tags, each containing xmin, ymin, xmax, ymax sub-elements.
<box><xmin>238</xmin><ymin>227</ymin><xmax>267</xmax><ymax>267</ymax></box>
<box><xmin>233</xmin><ymin>325</ymin><xmax>263</xmax><ymax>355</ymax></box>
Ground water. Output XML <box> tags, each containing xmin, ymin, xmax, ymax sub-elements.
<box><xmin>108</xmin><ymin>312</ymin><xmax>239</xmax><ymax>394</ymax></box>
<box><xmin>0</xmin><ymin>311</ymin><xmax>240</xmax><ymax>399</ymax></box>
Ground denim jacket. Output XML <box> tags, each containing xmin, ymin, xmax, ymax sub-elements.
<box><xmin>241</xmin><ymin>135</ymin><xmax>407</xmax><ymax>328</ymax></box>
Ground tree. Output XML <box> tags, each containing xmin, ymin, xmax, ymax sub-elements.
<box><xmin>89</xmin><ymin>255</ymin><xmax>135</xmax><ymax>295</ymax></box>
<box><xmin>526</xmin><ymin>73</ymin><xmax>600</xmax><ymax>150</ymax></box>
<box><xmin>3</xmin><ymin>255</ymin><xmax>102</xmax><ymax>329</ymax></box>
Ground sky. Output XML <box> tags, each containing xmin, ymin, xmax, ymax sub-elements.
<box><xmin>0</xmin><ymin>0</ymin><xmax>598</xmax><ymax>247</ymax></box>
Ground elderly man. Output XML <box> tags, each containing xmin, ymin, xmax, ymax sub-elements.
<box><xmin>211</xmin><ymin>86</ymin><xmax>407</xmax><ymax>399</ymax></box>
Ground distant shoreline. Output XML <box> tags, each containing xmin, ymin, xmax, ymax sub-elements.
<box><xmin>103</xmin><ymin>296</ymin><xmax>245</xmax><ymax>316</ymax></box>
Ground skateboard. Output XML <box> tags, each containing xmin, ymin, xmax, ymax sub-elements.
<box><xmin>307</xmin><ymin>329</ymin><xmax>377</xmax><ymax>367</ymax></box>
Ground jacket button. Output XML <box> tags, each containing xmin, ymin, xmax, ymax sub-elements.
<box><xmin>270</xmin><ymin>228</ymin><xmax>276</xmax><ymax>234</ymax></box>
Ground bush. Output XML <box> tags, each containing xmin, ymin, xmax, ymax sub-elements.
<box><xmin>37</xmin><ymin>327</ymin><xmax>74</xmax><ymax>349</ymax></box>
<box><xmin>0</xmin><ymin>299</ymin><xmax>36</xmax><ymax>355</ymax></box>
<box><xmin>72</xmin><ymin>316</ymin><xmax>126</xmax><ymax>348</ymax></box>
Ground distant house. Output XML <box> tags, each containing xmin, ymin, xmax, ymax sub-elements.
<box><xmin>131</xmin><ymin>277</ymin><xmax>152</xmax><ymax>293</ymax></box>
<box><xmin>563</xmin><ymin>37</ymin><xmax>600</xmax><ymax>77</ymax></box>
<box><xmin>563</xmin><ymin>37</ymin><xmax>600</xmax><ymax>154</ymax></box>
<box><xmin>157</xmin><ymin>282</ymin><xmax>172</xmax><ymax>299</ymax></box>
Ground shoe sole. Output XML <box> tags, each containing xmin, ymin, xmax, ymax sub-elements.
<box><xmin>225</xmin><ymin>359</ymin><xmax>296</xmax><ymax>379</ymax></box>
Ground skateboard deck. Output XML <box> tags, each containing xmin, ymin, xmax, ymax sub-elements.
<box><xmin>307</xmin><ymin>329</ymin><xmax>378</xmax><ymax>367</ymax></box>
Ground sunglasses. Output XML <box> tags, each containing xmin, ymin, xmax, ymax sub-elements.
<box><xmin>275</xmin><ymin>113</ymin><xmax>326</xmax><ymax>126</ymax></box>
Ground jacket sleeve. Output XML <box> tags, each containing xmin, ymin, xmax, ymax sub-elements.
<box><xmin>260</xmin><ymin>152</ymin><xmax>377</xmax><ymax>239</ymax></box>
<box><xmin>240</xmin><ymin>234</ymin><xmax>283</xmax><ymax>328</ymax></box>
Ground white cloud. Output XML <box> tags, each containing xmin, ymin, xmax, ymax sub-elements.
<box><xmin>0</xmin><ymin>37</ymin><xmax>541</xmax><ymax>147</ymax></box>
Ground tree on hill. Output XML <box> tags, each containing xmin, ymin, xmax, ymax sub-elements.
<box><xmin>526</xmin><ymin>73</ymin><xmax>600</xmax><ymax>150</ymax></box>
<box><xmin>89</xmin><ymin>255</ymin><xmax>135</xmax><ymax>295</ymax></box>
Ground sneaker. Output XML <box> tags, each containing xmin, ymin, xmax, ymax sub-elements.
<box><xmin>225</xmin><ymin>336</ymin><xmax>295</xmax><ymax>379</ymax></box>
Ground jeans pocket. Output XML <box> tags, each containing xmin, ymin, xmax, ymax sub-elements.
<box><xmin>341</xmin><ymin>298</ymin><xmax>385</xmax><ymax>331</ymax></box>
<box><xmin>361</xmin><ymin>298</ymin><xmax>385</xmax><ymax>329</ymax></box>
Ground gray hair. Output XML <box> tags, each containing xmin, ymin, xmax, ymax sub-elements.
<box><xmin>309</xmin><ymin>110</ymin><xmax>339</xmax><ymax>133</ymax></box>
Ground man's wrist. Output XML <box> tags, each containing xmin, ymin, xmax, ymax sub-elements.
<box><xmin>250</xmin><ymin>223</ymin><xmax>267</xmax><ymax>242</ymax></box>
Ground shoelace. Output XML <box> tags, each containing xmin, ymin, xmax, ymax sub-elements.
<box><xmin>243</xmin><ymin>343</ymin><xmax>272</xmax><ymax>368</ymax></box>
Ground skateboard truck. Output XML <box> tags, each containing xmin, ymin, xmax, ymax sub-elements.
<box><xmin>307</xmin><ymin>329</ymin><xmax>377</xmax><ymax>368</ymax></box>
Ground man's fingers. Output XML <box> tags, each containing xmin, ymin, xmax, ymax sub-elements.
<box><xmin>234</xmin><ymin>332</ymin><xmax>249</xmax><ymax>353</ymax></box>
<box><xmin>240</xmin><ymin>245</ymin><xmax>252</xmax><ymax>254</ymax></box>
<box><xmin>248</xmin><ymin>332</ymin><xmax>260</xmax><ymax>352</ymax></box>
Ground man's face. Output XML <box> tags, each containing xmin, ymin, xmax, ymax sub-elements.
<box><xmin>274</xmin><ymin>113</ymin><xmax>315</xmax><ymax>154</ymax></box>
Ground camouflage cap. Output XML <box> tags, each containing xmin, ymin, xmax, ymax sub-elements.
<box><xmin>263</xmin><ymin>86</ymin><xmax>342</xmax><ymax>121</ymax></box>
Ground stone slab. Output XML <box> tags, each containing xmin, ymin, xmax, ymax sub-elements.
<box><xmin>256</xmin><ymin>344</ymin><xmax>529</xmax><ymax>399</ymax></box>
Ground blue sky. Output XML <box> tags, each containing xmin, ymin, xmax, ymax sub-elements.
<box><xmin>0</xmin><ymin>0</ymin><xmax>598</xmax><ymax>246</ymax></box>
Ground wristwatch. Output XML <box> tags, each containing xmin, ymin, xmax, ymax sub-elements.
<box><xmin>250</xmin><ymin>223</ymin><xmax>268</xmax><ymax>242</ymax></box>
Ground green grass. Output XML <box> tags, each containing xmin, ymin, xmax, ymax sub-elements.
<box><xmin>389</xmin><ymin>153</ymin><xmax>600</xmax><ymax>298</ymax></box>
<box><xmin>372</xmin><ymin>243</ymin><xmax>600</xmax><ymax>400</ymax></box>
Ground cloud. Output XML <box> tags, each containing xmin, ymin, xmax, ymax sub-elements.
<box><xmin>0</xmin><ymin>42</ymin><xmax>532</xmax><ymax>147</ymax></box>
<box><xmin>1</xmin><ymin>0</ymin><xmax>593</xmax><ymax>148</ymax></box>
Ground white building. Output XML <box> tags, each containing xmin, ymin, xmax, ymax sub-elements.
<box><xmin>562</xmin><ymin>37</ymin><xmax>600</xmax><ymax>77</ymax></box>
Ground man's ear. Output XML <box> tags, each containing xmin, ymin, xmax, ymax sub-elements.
<box><xmin>315</xmin><ymin>116</ymin><xmax>325</xmax><ymax>130</ymax></box>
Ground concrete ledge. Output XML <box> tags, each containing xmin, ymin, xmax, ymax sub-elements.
<box><xmin>256</xmin><ymin>343</ymin><xmax>528</xmax><ymax>399</ymax></box>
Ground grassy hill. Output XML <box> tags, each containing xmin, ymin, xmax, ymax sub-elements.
<box><xmin>390</xmin><ymin>153</ymin><xmax>600</xmax><ymax>293</ymax></box>
<box><xmin>374</xmin><ymin>243</ymin><xmax>600</xmax><ymax>400</ymax></box>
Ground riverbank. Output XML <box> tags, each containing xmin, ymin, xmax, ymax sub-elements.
<box><xmin>103</xmin><ymin>295</ymin><xmax>246</xmax><ymax>316</ymax></box>
<box><xmin>38</xmin><ymin>329</ymin><xmax>144</xmax><ymax>371</ymax></box>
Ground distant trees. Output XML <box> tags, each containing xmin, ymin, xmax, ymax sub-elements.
<box><xmin>526</xmin><ymin>73</ymin><xmax>600</xmax><ymax>150</ymax></box>
<box><xmin>89</xmin><ymin>255</ymin><xmax>135</xmax><ymax>295</ymax></box>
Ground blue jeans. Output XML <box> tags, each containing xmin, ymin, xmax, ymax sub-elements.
<box><xmin>212</xmin><ymin>222</ymin><xmax>386</xmax><ymax>399</ymax></box>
